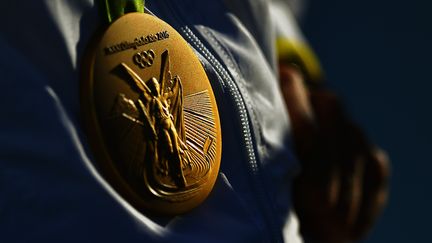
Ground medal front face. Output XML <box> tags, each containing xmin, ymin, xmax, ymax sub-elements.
<box><xmin>81</xmin><ymin>13</ymin><xmax>221</xmax><ymax>215</ymax></box>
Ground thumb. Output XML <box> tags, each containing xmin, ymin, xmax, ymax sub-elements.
<box><xmin>279</xmin><ymin>63</ymin><xmax>316</xmax><ymax>153</ymax></box>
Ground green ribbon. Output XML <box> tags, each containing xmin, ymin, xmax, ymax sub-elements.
<box><xmin>99</xmin><ymin>0</ymin><xmax>145</xmax><ymax>23</ymax></box>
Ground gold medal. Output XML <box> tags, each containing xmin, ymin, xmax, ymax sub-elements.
<box><xmin>81</xmin><ymin>12</ymin><xmax>222</xmax><ymax>215</ymax></box>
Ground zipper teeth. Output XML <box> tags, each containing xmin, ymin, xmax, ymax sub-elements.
<box><xmin>180</xmin><ymin>26</ymin><xmax>281</xmax><ymax>242</ymax></box>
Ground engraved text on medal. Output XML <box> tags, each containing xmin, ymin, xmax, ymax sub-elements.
<box><xmin>104</xmin><ymin>30</ymin><xmax>169</xmax><ymax>55</ymax></box>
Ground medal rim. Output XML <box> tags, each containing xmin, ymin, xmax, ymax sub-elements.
<box><xmin>80</xmin><ymin>12</ymin><xmax>222</xmax><ymax>215</ymax></box>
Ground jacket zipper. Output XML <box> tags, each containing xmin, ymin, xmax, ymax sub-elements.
<box><xmin>146</xmin><ymin>4</ymin><xmax>282</xmax><ymax>242</ymax></box>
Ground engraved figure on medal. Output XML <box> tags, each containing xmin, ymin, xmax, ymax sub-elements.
<box><xmin>108</xmin><ymin>50</ymin><xmax>217</xmax><ymax>201</ymax></box>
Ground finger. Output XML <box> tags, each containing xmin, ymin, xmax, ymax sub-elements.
<box><xmin>337</xmin><ymin>155</ymin><xmax>364</xmax><ymax>227</ymax></box>
<box><xmin>350</xmin><ymin>148</ymin><xmax>390</xmax><ymax>240</ymax></box>
<box><xmin>279</xmin><ymin>63</ymin><xmax>314</xmax><ymax>124</ymax></box>
<box><xmin>333</xmin><ymin>123</ymin><xmax>369</xmax><ymax>226</ymax></box>
<box><xmin>279</xmin><ymin>63</ymin><xmax>316</xmax><ymax>153</ymax></box>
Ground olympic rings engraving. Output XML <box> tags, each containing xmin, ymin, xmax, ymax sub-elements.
<box><xmin>133</xmin><ymin>49</ymin><xmax>156</xmax><ymax>69</ymax></box>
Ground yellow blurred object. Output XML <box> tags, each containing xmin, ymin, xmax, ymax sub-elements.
<box><xmin>276</xmin><ymin>38</ymin><xmax>324</xmax><ymax>84</ymax></box>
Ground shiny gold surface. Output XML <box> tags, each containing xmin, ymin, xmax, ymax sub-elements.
<box><xmin>81</xmin><ymin>13</ymin><xmax>221</xmax><ymax>215</ymax></box>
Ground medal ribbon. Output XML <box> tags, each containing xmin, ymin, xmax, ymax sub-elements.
<box><xmin>99</xmin><ymin>0</ymin><xmax>145</xmax><ymax>23</ymax></box>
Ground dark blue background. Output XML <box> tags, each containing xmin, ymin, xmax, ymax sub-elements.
<box><xmin>302</xmin><ymin>0</ymin><xmax>432</xmax><ymax>242</ymax></box>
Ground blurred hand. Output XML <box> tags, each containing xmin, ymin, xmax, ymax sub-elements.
<box><xmin>279</xmin><ymin>63</ymin><xmax>390</xmax><ymax>242</ymax></box>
